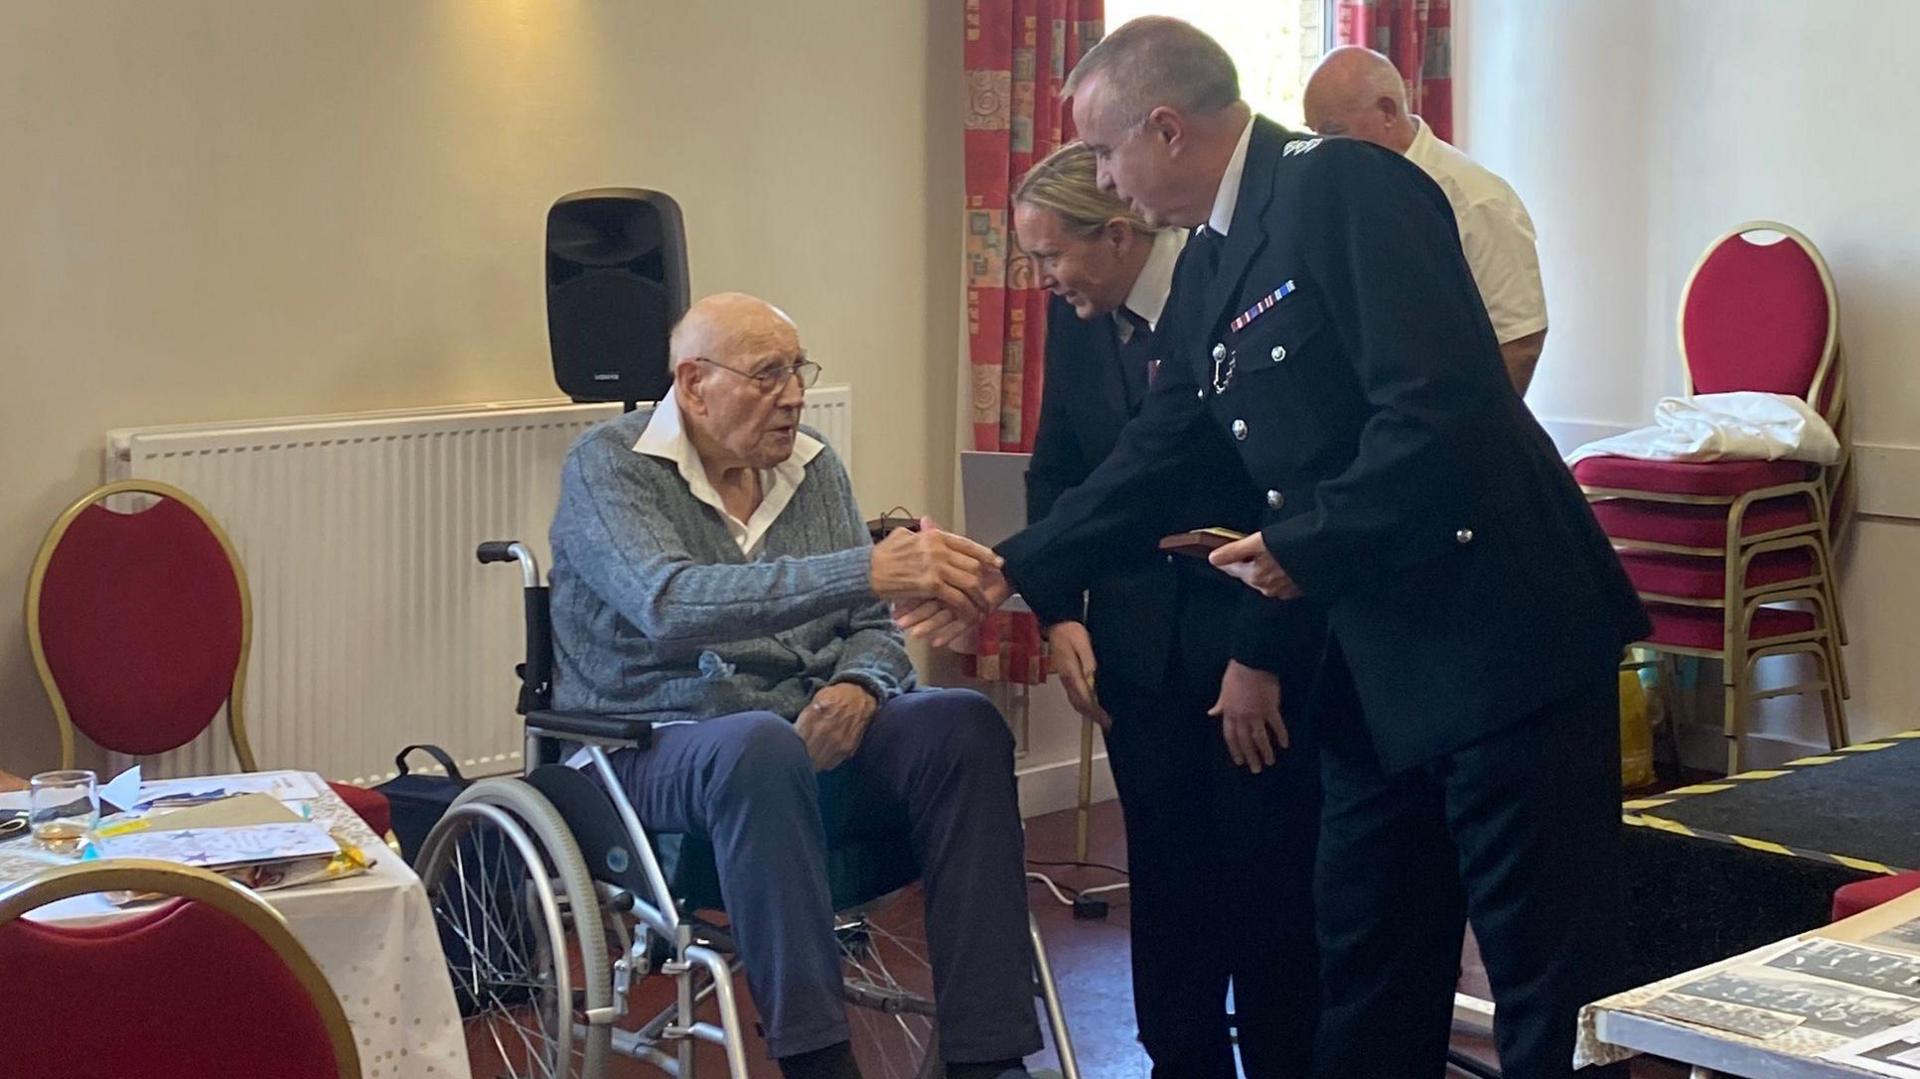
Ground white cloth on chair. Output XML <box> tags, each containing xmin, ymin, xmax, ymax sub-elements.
<box><xmin>1565</xmin><ymin>391</ymin><xmax>1840</xmax><ymax>468</ymax></box>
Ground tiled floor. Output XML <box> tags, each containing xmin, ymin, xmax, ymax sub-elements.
<box><xmin>468</xmin><ymin>798</ymin><xmax>1692</xmax><ymax>1078</ymax></box>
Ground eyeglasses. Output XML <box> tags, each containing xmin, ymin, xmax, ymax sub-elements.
<box><xmin>694</xmin><ymin>357</ymin><xmax>823</xmax><ymax>393</ymax></box>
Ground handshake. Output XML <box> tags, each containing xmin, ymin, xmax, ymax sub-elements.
<box><xmin>867</xmin><ymin>517</ymin><xmax>1010</xmax><ymax>648</ymax></box>
<box><xmin>864</xmin><ymin>516</ymin><xmax>1302</xmax><ymax>650</ymax></box>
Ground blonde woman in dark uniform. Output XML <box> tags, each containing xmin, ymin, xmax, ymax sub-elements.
<box><xmin>1013</xmin><ymin>141</ymin><xmax>1322</xmax><ymax>1078</ymax></box>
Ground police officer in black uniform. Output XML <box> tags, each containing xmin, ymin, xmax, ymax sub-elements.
<box><xmin>986</xmin><ymin>17</ymin><xmax>1650</xmax><ymax>1079</ymax></box>
<box><xmin>1012</xmin><ymin>140</ymin><xmax>1320</xmax><ymax>1078</ymax></box>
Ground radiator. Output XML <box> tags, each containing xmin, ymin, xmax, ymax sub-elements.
<box><xmin>102</xmin><ymin>388</ymin><xmax>854</xmax><ymax>785</ymax></box>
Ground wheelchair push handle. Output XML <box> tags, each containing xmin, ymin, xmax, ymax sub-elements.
<box><xmin>476</xmin><ymin>540</ymin><xmax>519</xmax><ymax>563</ymax></box>
<box><xmin>476</xmin><ymin>540</ymin><xmax>541</xmax><ymax>589</ymax></box>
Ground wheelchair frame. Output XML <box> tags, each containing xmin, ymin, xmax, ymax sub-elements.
<box><xmin>425</xmin><ymin>540</ymin><xmax>1080</xmax><ymax>1079</ymax></box>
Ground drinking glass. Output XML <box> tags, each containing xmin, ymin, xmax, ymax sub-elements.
<box><xmin>29</xmin><ymin>769</ymin><xmax>98</xmax><ymax>855</ymax></box>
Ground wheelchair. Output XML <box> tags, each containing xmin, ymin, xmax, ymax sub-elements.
<box><xmin>414</xmin><ymin>540</ymin><xmax>1082</xmax><ymax>1079</ymax></box>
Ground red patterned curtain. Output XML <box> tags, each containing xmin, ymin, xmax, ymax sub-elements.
<box><xmin>1335</xmin><ymin>0</ymin><xmax>1453</xmax><ymax>141</ymax></box>
<box><xmin>962</xmin><ymin>0</ymin><xmax>1102</xmax><ymax>684</ymax></box>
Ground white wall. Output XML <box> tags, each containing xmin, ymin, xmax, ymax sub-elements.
<box><xmin>1460</xmin><ymin>0</ymin><xmax>1920</xmax><ymax>756</ymax></box>
<box><xmin>0</xmin><ymin>1</ymin><xmax>965</xmax><ymax>776</ymax></box>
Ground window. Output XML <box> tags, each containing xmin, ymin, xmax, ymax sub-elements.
<box><xmin>1101</xmin><ymin>0</ymin><xmax>1329</xmax><ymax>128</ymax></box>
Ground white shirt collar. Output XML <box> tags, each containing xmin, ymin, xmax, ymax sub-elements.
<box><xmin>1206</xmin><ymin>116</ymin><xmax>1258</xmax><ymax>237</ymax></box>
<box><xmin>1404</xmin><ymin>115</ymin><xmax>1437</xmax><ymax>164</ymax></box>
<box><xmin>1116</xmin><ymin>228</ymin><xmax>1186</xmax><ymax>332</ymax></box>
<box><xmin>633</xmin><ymin>386</ymin><xmax>825</xmax><ymax>557</ymax></box>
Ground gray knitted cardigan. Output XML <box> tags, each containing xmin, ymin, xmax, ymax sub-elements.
<box><xmin>548</xmin><ymin>408</ymin><xmax>914</xmax><ymax>722</ymax></box>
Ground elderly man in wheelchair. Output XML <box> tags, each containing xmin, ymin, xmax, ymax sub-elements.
<box><xmin>424</xmin><ymin>292</ymin><xmax>1070</xmax><ymax>1079</ymax></box>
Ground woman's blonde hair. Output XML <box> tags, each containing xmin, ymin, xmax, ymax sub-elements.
<box><xmin>1014</xmin><ymin>140</ymin><xmax>1153</xmax><ymax>238</ymax></box>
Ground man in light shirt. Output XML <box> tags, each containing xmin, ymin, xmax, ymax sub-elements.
<box><xmin>1305</xmin><ymin>45</ymin><xmax>1550</xmax><ymax>394</ymax></box>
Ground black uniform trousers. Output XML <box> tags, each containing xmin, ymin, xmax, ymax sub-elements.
<box><xmin>1102</xmin><ymin>632</ymin><xmax>1321</xmax><ymax>1079</ymax></box>
<box><xmin>1028</xmin><ymin>286</ymin><xmax>1323</xmax><ymax>1076</ymax></box>
<box><xmin>1309</xmin><ymin>652</ymin><xmax>1627</xmax><ymax>1079</ymax></box>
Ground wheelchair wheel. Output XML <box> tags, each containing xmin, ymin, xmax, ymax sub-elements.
<box><xmin>418</xmin><ymin>777</ymin><xmax>613</xmax><ymax>1078</ymax></box>
<box><xmin>838</xmin><ymin>897</ymin><xmax>943</xmax><ymax>1079</ymax></box>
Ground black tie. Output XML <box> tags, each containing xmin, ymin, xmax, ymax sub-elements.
<box><xmin>1190</xmin><ymin>225</ymin><xmax>1225</xmax><ymax>282</ymax></box>
<box><xmin>1116</xmin><ymin>307</ymin><xmax>1154</xmax><ymax>411</ymax></box>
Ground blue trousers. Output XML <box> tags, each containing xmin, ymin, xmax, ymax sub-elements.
<box><xmin>612</xmin><ymin>688</ymin><xmax>1044</xmax><ymax>1061</ymax></box>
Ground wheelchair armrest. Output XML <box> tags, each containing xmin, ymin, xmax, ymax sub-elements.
<box><xmin>526</xmin><ymin>710</ymin><xmax>654</xmax><ymax>746</ymax></box>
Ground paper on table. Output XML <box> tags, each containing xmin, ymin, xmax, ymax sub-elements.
<box><xmin>1869</xmin><ymin>920</ymin><xmax>1920</xmax><ymax>959</ymax></box>
<box><xmin>96</xmin><ymin>793</ymin><xmax>303</xmax><ymax>838</ymax></box>
<box><xmin>101</xmin><ymin>765</ymin><xmax>142</xmax><ymax>812</ymax></box>
<box><xmin>95</xmin><ymin>821</ymin><xmax>341</xmax><ymax>869</ymax></box>
<box><xmin>1766</xmin><ymin>940</ymin><xmax>1920</xmax><ymax>1000</ymax></box>
<box><xmin>1638</xmin><ymin>992</ymin><xmax>1805</xmax><ymax>1039</ymax></box>
<box><xmin>1650</xmin><ymin>968</ymin><xmax>1920</xmax><ymax>1037</ymax></box>
<box><xmin>91</xmin><ymin>817</ymin><xmax>371</xmax><ymax>902</ymax></box>
<box><xmin>1823</xmin><ymin>1019</ymin><xmax>1920</xmax><ymax>1078</ymax></box>
<box><xmin>137</xmin><ymin>770</ymin><xmax>324</xmax><ymax>806</ymax></box>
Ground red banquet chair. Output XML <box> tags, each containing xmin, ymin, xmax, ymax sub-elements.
<box><xmin>0</xmin><ymin>860</ymin><xmax>358</xmax><ymax>1079</ymax></box>
<box><xmin>25</xmin><ymin>480</ymin><xmax>390</xmax><ymax>835</ymax></box>
<box><xmin>1575</xmin><ymin>222</ymin><xmax>1853</xmax><ymax>774</ymax></box>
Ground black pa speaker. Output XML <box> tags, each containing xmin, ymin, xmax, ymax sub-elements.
<box><xmin>545</xmin><ymin>188</ymin><xmax>689</xmax><ymax>404</ymax></box>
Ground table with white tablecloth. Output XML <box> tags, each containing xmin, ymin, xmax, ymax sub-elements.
<box><xmin>0</xmin><ymin>772</ymin><xmax>468</xmax><ymax>1079</ymax></box>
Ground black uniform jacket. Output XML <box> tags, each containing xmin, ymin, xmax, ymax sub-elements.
<box><xmin>1000</xmin><ymin>118</ymin><xmax>1649</xmax><ymax>772</ymax></box>
<box><xmin>1025</xmin><ymin>292</ymin><xmax>1284</xmax><ymax>700</ymax></box>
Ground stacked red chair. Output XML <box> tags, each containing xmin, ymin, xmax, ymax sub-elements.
<box><xmin>1574</xmin><ymin>222</ymin><xmax>1853</xmax><ymax>774</ymax></box>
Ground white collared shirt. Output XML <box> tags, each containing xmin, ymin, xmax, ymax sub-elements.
<box><xmin>632</xmin><ymin>387</ymin><xmax>825</xmax><ymax>557</ymax></box>
<box><xmin>1403</xmin><ymin>117</ymin><xmax>1548</xmax><ymax>344</ymax></box>
<box><xmin>1114</xmin><ymin>227</ymin><xmax>1187</xmax><ymax>337</ymax></box>
<box><xmin>1206</xmin><ymin>116</ymin><xmax>1258</xmax><ymax>237</ymax></box>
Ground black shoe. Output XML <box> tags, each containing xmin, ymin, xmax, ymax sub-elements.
<box><xmin>777</xmin><ymin>1041</ymin><xmax>863</xmax><ymax>1079</ymax></box>
<box><xmin>947</xmin><ymin>1061</ymin><xmax>1031</xmax><ymax>1079</ymax></box>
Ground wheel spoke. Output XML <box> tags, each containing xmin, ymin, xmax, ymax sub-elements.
<box><xmin>424</xmin><ymin>805</ymin><xmax>582</xmax><ymax>1079</ymax></box>
<box><xmin>840</xmin><ymin>906</ymin><xmax>937</xmax><ymax>1079</ymax></box>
